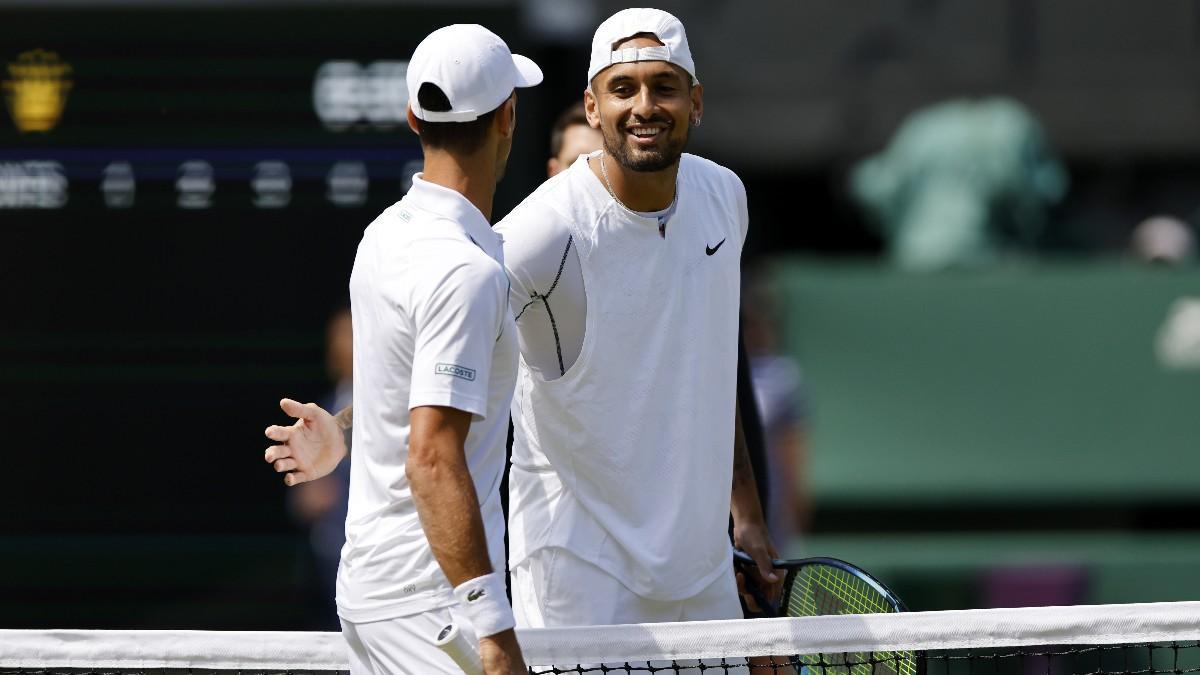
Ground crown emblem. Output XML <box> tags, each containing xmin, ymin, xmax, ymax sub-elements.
<box><xmin>3</xmin><ymin>50</ymin><xmax>73</xmax><ymax>133</ymax></box>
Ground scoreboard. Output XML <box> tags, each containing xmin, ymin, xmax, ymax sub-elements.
<box><xmin>1</xmin><ymin>4</ymin><xmax>530</xmax><ymax>324</ymax></box>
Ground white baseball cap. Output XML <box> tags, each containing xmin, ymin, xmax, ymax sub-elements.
<box><xmin>587</xmin><ymin>8</ymin><xmax>697</xmax><ymax>86</ymax></box>
<box><xmin>407</xmin><ymin>24</ymin><xmax>543</xmax><ymax>123</ymax></box>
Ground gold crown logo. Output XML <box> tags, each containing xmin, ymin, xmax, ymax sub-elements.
<box><xmin>3</xmin><ymin>49</ymin><xmax>73</xmax><ymax>133</ymax></box>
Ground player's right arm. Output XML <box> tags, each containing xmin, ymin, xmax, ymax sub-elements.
<box><xmin>408</xmin><ymin>405</ymin><xmax>524</xmax><ymax>675</ymax></box>
<box><xmin>496</xmin><ymin>201</ymin><xmax>584</xmax><ymax>379</ymax></box>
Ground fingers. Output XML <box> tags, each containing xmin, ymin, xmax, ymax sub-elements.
<box><xmin>752</xmin><ymin>551</ymin><xmax>780</xmax><ymax>583</ymax></box>
<box><xmin>279</xmin><ymin>397</ymin><xmax>315</xmax><ymax>421</ymax></box>
<box><xmin>264</xmin><ymin>424</ymin><xmax>293</xmax><ymax>443</ymax></box>
<box><xmin>272</xmin><ymin>457</ymin><xmax>298</xmax><ymax>473</ymax></box>
<box><xmin>264</xmin><ymin>444</ymin><xmax>291</xmax><ymax>463</ymax></box>
<box><xmin>266</xmin><ymin>447</ymin><xmax>308</xmax><ymax>486</ymax></box>
<box><xmin>736</xmin><ymin>571</ymin><xmax>763</xmax><ymax>613</ymax></box>
<box><xmin>265</xmin><ymin>399</ymin><xmax>318</xmax><ymax>488</ymax></box>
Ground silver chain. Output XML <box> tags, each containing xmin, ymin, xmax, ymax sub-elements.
<box><xmin>598</xmin><ymin>151</ymin><xmax>639</xmax><ymax>217</ymax></box>
<box><xmin>597</xmin><ymin>152</ymin><xmax>678</xmax><ymax>234</ymax></box>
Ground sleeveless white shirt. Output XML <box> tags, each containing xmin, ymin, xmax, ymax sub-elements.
<box><xmin>497</xmin><ymin>152</ymin><xmax>748</xmax><ymax>601</ymax></box>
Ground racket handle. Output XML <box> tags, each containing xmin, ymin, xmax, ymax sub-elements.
<box><xmin>733</xmin><ymin>548</ymin><xmax>781</xmax><ymax>617</ymax></box>
<box><xmin>435</xmin><ymin>622</ymin><xmax>484</xmax><ymax>675</ymax></box>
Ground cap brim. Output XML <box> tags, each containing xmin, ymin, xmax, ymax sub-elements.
<box><xmin>512</xmin><ymin>53</ymin><xmax>543</xmax><ymax>88</ymax></box>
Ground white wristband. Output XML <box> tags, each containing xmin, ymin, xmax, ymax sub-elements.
<box><xmin>452</xmin><ymin>572</ymin><xmax>514</xmax><ymax>638</ymax></box>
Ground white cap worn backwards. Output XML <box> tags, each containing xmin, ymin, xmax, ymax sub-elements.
<box><xmin>587</xmin><ymin>7</ymin><xmax>697</xmax><ymax>86</ymax></box>
<box><xmin>407</xmin><ymin>24</ymin><xmax>543</xmax><ymax>123</ymax></box>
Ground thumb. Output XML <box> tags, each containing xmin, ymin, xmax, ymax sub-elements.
<box><xmin>756</xmin><ymin>554</ymin><xmax>779</xmax><ymax>583</ymax></box>
<box><xmin>279</xmin><ymin>398</ymin><xmax>313</xmax><ymax>421</ymax></box>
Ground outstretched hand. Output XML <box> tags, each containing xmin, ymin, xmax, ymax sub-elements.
<box><xmin>263</xmin><ymin>398</ymin><xmax>348</xmax><ymax>486</ymax></box>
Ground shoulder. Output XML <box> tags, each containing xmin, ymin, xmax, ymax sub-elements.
<box><xmin>497</xmin><ymin>177</ymin><xmax>572</xmax><ymax>242</ymax></box>
<box><xmin>680</xmin><ymin>153</ymin><xmax>746</xmax><ymax>197</ymax></box>
<box><xmin>370</xmin><ymin>203</ymin><xmax>504</xmax><ymax>295</ymax></box>
<box><xmin>498</xmin><ymin>162</ymin><xmax>603</xmax><ymax>263</ymax></box>
<box><xmin>416</xmin><ymin>233</ymin><xmax>504</xmax><ymax>287</ymax></box>
<box><xmin>410</xmin><ymin>249</ymin><xmax>507</xmax><ymax>318</ymax></box>
<box><xmin>500</xmin><ymin>158</ymin><xmax>610</xmax><ymax>234</ymax></box>
<box><xmin>680</xmin><ymin>154</ymin><xmax>749</xmax><ymax>239</ymax></box>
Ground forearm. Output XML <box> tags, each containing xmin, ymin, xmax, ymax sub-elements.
<box><xmin>334</xmin><ymin>405</ymin><xmax>353</xmax><ymax>432</ymax></box>
<box><xmin>407</xmin><ymin>415</ymin><xmax>494</xmax><ymax>585</ymax></box>
<box><xmin>730</xmin><ymin>401</ymin><xmax>767</xmax><ymax>527</ymax></box>
<box><xmin>333</xmin><ymin>405</ymin><xmax>353</xmax><ymax>456</ymax></box>
<box><xmin>409</xmin><ymin>462</ymin><xmax>494</xmax><ymax>585</ymax></box>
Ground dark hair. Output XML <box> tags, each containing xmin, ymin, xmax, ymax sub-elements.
<box><xmin>415</xmin><ymin>82</ymin><xmax>501</xmax><ymax>154</ymax></box>
<box><xmin>549</xmin><ymin>101</ymin><xmax>589</xmax><ymax>159</ymax></box>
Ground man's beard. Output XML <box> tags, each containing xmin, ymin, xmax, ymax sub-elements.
<box><xmin>602</xmin><ymin>120</ymin><xmax>690</xmax><ymax>172</ymax></box>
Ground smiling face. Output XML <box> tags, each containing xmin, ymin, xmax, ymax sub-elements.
<box><xmin>585</xmin><ymin>34</ymin><xmax>703</xmax><ymax>173</ymax></box>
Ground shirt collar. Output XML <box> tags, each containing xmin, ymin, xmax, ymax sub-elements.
<box><xmin>406</xmin><ymin>173</ymin><xmax>502</xmax><ymax>262</ymax></box>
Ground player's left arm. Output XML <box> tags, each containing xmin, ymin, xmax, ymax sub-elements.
<box><xmin>730</xmin><ymin>399</ymin><xmax>782</xmax><ymax>596</ymax></box>
<box><xmin>728</xmin><ymin>171</ymin><xmax>770</xmax><ymax>565</ymax></box>
<box><xmin>407</xmin><ymin>404</ymin><xmax>497</xmax><ymax>585</ymax></box>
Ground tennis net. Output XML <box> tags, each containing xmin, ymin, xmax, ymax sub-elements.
<box><xmin>2</xmin><ymin>602</ymin><xmax>1198</xmax><ymax>674</ymax></box>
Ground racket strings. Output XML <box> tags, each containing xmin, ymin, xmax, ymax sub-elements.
<box><xmin>785</xmin><ymin>566</ymin><xmax>920</xmax><ymax>675</ymax></box>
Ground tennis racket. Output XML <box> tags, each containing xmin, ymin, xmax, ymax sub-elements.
<box><xmin>734</xmin><ymin>549</ymin><xmax>920</xmax><ymax>675</ymax></box>
<box><xmin>434</xmin><ymin>622</ymin><xmax>484</xmax><ymax>675</ymax></box>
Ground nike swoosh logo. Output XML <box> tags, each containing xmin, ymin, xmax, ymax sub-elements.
<box><xmin>706</xmin><ymin>239</ymin><xmax>726</xmax><ymax>256</ymax></box>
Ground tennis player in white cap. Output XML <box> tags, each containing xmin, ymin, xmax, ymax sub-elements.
<box><xmin>265</xmin><ymin>24</ymin><xmax>539</xmax><ymax>674</ymax></box>
<box><xmin>266</xmin><ymin>7</ymin><xmax>777</xmax><ymax>633</ymax></box>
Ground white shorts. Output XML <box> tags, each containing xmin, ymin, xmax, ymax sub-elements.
<box><xmin>512</xmin><ymin>547</ymin><xmax>747</xmax><ymax>673</ymax></box>
<box><xmin>511</xmin><ymin>546</ymin><xmax>742</xmax><ymax>627</ymax></box>
<box><xmin>341</xmin><ymin>607</ymin><xmax>471</xmax><ymax>675</ymax></box>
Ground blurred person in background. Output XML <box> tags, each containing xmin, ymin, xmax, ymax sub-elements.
<box><xmin>852</xmin><ymin>97</ymin><xmax>1068</xmax><ymax>271</ymax></box>
<box><xmin>741</xmin><ymin>276</ymin><xmax>809</xmax><ymax>554</ymax></box>
<box><xmin>288</xmin><ymin>308</ymin><xmax>353</xmax><ymax>631</ymax></box>
<box><xmin>1131</xmin><ymin>215</ymin><xmax>1195</xmax><ymax>265</ymax></box>
<box><xmin>546</xmin><ymin>101</ymin><xmax>603</xmax><ymax>178</ymax></box>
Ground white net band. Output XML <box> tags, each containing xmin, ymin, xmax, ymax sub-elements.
<box><xmin>2</xmin><ymin>601</ymin><xmax>1199</xmax><ymax>670</ymax></box>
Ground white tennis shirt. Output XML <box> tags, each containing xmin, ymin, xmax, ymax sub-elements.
<box><xmin>497</xmin><ymin>152</ymin><xmax>749</xmax><ymax>601</ymax></box>
<box><xmin>336</xmin><ymin>175</ymin><xmax>517</xmax><ymax>623</ymax></box>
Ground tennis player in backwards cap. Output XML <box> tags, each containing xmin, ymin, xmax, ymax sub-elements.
<box><xmin>495</xmin><ymin>5</ymin><xmax>778</xmax><ymax>628</ymax></box>
<box><xmin>266</xmin><ymin>7</ymin><xmax>779</xmax><ymax>631</ymax></box>
<box><xmin>265</xmin><ymin>24</ymin><xmax>539</xmax><ymax>675</ymax></box>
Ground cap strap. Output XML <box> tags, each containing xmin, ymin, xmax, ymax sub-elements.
<box><xmin>609</xmin><ymin>45</ymin><xmax>671</xmax><ymax>66</ymax></box>
<box><xmin>417</xmin><ymin>107</ymin><xmax>481</xmax><ymax>123</ymax></box>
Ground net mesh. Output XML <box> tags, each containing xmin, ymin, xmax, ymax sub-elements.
<box><xmin>2</xmin><ymin>602</ymin><xmax>1198</xmax><ymax>675</ymax></box>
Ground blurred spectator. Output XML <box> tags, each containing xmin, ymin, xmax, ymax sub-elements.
<box><xmin>546</xmin><ymin>101</ymin><xmax>603</xmax><ymax>177</ymax></box>
<box><xmin>852</xmin><ymin>97</ymin><xmax>1068</xmax><ymax>270</ymax></box>
<box><xmin>288</xmin><ymin>308</ymin><xmax>352</xmax><ymax>630</ymax></box>
<box><xmin>1131</xmin><ymin>215</ymin><xmax>1195</xmax><ymax>265</ymax></box>
<box><xmin>742</xmin><ymin>275</ymin><xmax>809</xmax><ymax>553</ymax></box>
